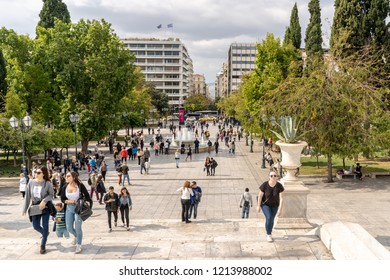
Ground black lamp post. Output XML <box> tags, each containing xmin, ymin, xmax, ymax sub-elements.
<box><xmin>261</xmin><ymin>115</ymin><xmax>267</xmax><ymax>169</ymax></box>
<box><xmin>140</xmin><ymin>109</ymin><xmax>144</xmax><ymax>133</ymax></box>
<box><xmin>9</xmin><ymin>114</ymin><xmax>32</xmax><ymax>169</ymax></box>
<box><xmin>69</xmin><ymin>113</ymin><xmax>80</xmax><ymax>156</ymax></box>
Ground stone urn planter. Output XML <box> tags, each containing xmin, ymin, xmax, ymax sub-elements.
<box><xmin>276</xmin><ymin>140</ymin><xmax>307</xmax><ymax>181</ymax></box>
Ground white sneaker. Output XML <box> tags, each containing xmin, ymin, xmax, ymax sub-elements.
<box><xmin>75</xmin><ymin>244</ymin><xmax>82</xmax><ymax>254</ymax></box>
<box><xmin>127</xmin><ymin>227</ymin><xmax>130</xmax><ymax>231</ymax></box>
<box><xmin>71</xmin><ymin>237</ymin><xmax>77</xmax><ymax>245</ymax></box>
<box><xmin>122</xmin><ymin>223</ymin><xmax>125</xmax><ymax>227</ymax></box>
<box><xmin>266</xmin><ymin>235</ymin><xmax>273</xmax><ymax>242</ymax></box>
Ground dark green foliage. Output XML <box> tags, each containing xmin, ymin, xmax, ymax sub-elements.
<box><xmin>284</xmin><ymin>3</ymin><xmax>302</xmax><ymax>49</ymax></box>
<box><xmin>37</xmin><ymin>0</ymin><xmax>71</xmax><ymax>29</ymax></box>
<box><xmin>305</xmin><ymin>0</ymin><xmax>323</xmax><ymax>56</ymax></box>
<box><xmin>0</xmin><ymin>48</ymin><xmax>6</xmax><ymax>110</ymax></box>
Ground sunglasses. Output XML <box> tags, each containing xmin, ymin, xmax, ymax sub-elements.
<box><xmin>35</xmin><ymin>171</ymin><xmax>42</xmax><ymax>174</ymax></box>
<box><xmin>270</xmin><ymin>175</ymin><xmax>277</xmax><ymax>178</ymax></box>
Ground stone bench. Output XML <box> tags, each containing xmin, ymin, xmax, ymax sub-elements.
<box><xmin>336</xmin><ymin>173</ymin><xmax>356</xmax><ymax>179</ymax></box>
<box><xmin>319</xmin><ymin>221</ymin><xmax>390</xmax><ymax>260</ymax></box>
<box><xmin>370</xmin><ymin>172</ymin><xmax>390</xmax><ymax>178</ymax></box>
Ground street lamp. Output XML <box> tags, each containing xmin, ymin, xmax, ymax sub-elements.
<box><xmin>9</xmin><ymin>114</ymin><xmax>32</xmax><ymax>169</ymax></box>
<box><xmin>140</xmin><ymin>109</ymin><xmax>144</xmax><ymax>133</ymax></box>
<box><xmin>261</xmin><ymin>115</ymin><xmax>267</xmax><ymax>168</ymax></box>
<box><xmin>69</xmin><ymin>113</ymin><xmax>80</xmax><ymax>156</ymax></box>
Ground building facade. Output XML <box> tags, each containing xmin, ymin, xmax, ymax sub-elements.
<box><xmin>122</xmin><ymin>38</ymin><xmax>193</xmax><ymax>106</ymax></box>
<box><xmin>192</xmin><ymin>74</ymin><xmax>206</xmax><ymax>96</ymax></box>
<box><xmin>215</xmin><ymin>62</ymin><xmax>228</xmax><ymax>99</ymax></box>
<box><xmin>227</xmin><ymin>43</ymin><xmax>257</xmax><ymax>95</ymax></box>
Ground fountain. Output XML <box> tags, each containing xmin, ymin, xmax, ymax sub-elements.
<box><xmin>168</xmin><ymin>127</ymin><xmax>210</xmax><ymax>153</ymax></box>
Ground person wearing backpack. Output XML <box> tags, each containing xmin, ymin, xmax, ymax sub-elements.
<box><xmin>189</xmin><ymin>181</ymin><xmax>202</xmax><ymax>219</ymax></box>
<box><xmin>239</xmin><ymin>188</ymin><xmax>253</xmax><ymax>219</ymax></box>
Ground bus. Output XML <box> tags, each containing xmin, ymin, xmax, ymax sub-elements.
<box><xmin>185</xmin><ymin>112</ymin><xmax>202</xmax><ymax>120</ymax></box>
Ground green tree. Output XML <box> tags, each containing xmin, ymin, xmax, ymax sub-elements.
<box><xmin>0</xmin><ymin>48</ymin><xmax>6</xmax><ymax>111</ymax></box>
<box><xmin>362</xmin><ymin>0</ymin><xmax>389</xmax><ymax>46</ymax></box>
<box><xmin>184</xmin><ymin>94</ymin><xmax>210</xmax><ymax>112</ymax></box>
<box><xmin>145</xmin><ymin>82</ymin><xmax>169</xmax><ymax>115</ymax></box>
<box><xmin>284</xmin><ymin>3</ymin><xmax>302</xmax><ymax>49</ymax></box>
<box><xmin>305</xmin><ymin>0</ymin><xmax>323</xmax><ymax>57</ymax></box>
<box><xmin>37</xmin><ymin>0</ymin><xmax>71</xmax><ymax>29</ymax></box>
<box><xmin>262</xmin><ymin>51</ymin><xmax>389</xmax><ymax>182</ymax></box>
<box><xmin>37</xmin><ymin>19</ymin><xmax>138</xmax><ymax>152</ymax></box>
<box><xmin>330</xmin><ymin>0</ymin><xmax>365</xmax><ymax>54</ymax></box>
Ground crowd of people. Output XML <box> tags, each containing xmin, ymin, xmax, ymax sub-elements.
<box><xmin>19</xmin><ymin>117</ymin><xmax>315</xmax><ymax>256</ymax></box>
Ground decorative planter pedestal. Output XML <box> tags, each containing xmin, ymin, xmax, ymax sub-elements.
<box><xmin>274</xmin><ymin>140</ymin><xmax>314</xmax><ymax>229</ymax></box>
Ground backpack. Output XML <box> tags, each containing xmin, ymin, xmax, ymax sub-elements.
<box><xmin>87</xmin><ymin>177</ymin><xmax>92</xmax><ymax>186</ymax></box>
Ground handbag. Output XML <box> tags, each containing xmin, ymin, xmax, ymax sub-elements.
<box><xmin>28</xmin><ymin>205</ymin><xmax>43</xmax><ymax>216</ymax></box>
<box><xmin>75</xmin><ymin>198</ymin><xmax>93</xmax><ymax>221</ymax></box>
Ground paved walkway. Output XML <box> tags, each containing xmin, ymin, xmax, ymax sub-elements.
<box><xmin>0</xmin><ymin>123</ymin><xmax>389</xmax><ymax>260</ymax></box>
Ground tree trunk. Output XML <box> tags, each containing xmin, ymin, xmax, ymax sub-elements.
<box><xmin>342</xmin><ymin>157</ymin><xmax>346</xmax><ymax>169</ymax></box>
<box><xmin>316</xmin><ymin>154</ymin><xmax>319</xmax><ymax>168</ymax></box>
<box><xmin>327</xmin><ymin>154</ymin><xmax>334</xmax><ymax>183</ymax></box>
<box><xmin>81</xmin><ymin>140</ymin><xmax>89</xmax><ymax>154</ymax></box>
<box><xmin>7</xmin><ymin>149</ymin><xmax>10</xmax><ymax>161</ymax></box>
<box><xmin>13</xmin><ymin>150</ymin><xmax>17</xmax><ymax>167</ymax></box>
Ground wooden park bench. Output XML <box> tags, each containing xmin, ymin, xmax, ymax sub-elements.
<box><xmin>370</xmin><ymin>172</ymin><xmax>390</xmax><ymax>179</ymax></box>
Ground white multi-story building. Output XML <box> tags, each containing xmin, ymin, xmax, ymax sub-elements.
<box><xmin>227</xmin><ymin>43</ymin><xmax>257</xmax><ymax>95</ymax></box>
<box><xmin>215</xmin><ymin>62</ymin><xmax>228</xmax><ymax>98</ymax></box>
<box><xmin>122</xmin><ymin>38</ymin><xmax>193</xmax><ymax>106</ymax></box>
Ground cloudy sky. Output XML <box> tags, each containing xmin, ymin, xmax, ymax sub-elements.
<box><xmin>0</xmin><ymin>0</ymin><xmax>336</xmax><ymax>88</ymax></box>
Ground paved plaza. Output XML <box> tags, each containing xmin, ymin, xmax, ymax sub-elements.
<box><xmin>0</xmin><ymin>123</ymin><xmax>389</xmax><ymax>260</ymax></box>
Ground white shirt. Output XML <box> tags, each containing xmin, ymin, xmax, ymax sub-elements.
<box><xmin>177</xmin><ymin>187</ymin><xmax>193</xmax><ymax>200</ymax></box>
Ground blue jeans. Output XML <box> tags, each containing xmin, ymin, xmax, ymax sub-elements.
<box><xmin>122</xmin><ymin>173</ymin><xmax>131</xmax><ymax>185</ymax></box>
<box><xmin>261</xmin><ymin>204</ymin><xmax>279</xmax><ymax>235</ymax></box>
<box><xmin>189</xmin><ymin>202</ymin><xmax>199</xmax><ymax>219</ymax></box>
<box><xmin>56</xmin><ymin>227</ymin><xmax>70</xmax><ymax>238</ymax></box>
<box><xmin>175</xmin><ymin>158</ymin><xmax>180</xmax><ymax>167</ymax></box>
<box><xmin>241</xmin><ymin>206</ymin><xmax>250</xmax><ymax>219</ymax></box>
<box><xmin>32</xmin><ymin>210</ymin><xmax>50</xmax><ymax>246</ymax></box>
<box><xmin>65</xmin><ymin>204</ymin><xmax>83</xmax><ymax>245</ymax></box>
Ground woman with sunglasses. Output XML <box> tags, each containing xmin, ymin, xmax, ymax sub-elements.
<box><xmin>257</xmin><ymin>171</ymin><xmax>284</xmax><ymax>242</ymax></box>
<box><xmin>22</xmin><ymin>166</ymin><xmax>54</xmax><ymax>254</ymax></box>
<box><xmin>60</xmin><ymin>171</ymin><xmax>92</xmax><ymax>254</ymax></box>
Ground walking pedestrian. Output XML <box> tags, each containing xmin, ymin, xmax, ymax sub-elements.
<box><xmin>53</xmin><ymin>202</ymin><xmax>69</xmax><ymax>239</ymax></box>
<box><xmin>61</xmin><ymin>171</ymin><xmax>92</xmax><ymax>253</ymax></box>
<box><xmin>204</xmin><ymin>156</ymin><xmax>211</xmax><ymax>176</ymax></box>
<box><xmin>239</xmin><ymin>188</ymin><xmax>253</xmax><ymax>219</ymax></box>
<box><xmin>119</xmin><ymin>187</ymin><xmax>132</xmax><ymax>231</ymax></box>
<box><xmin>104</xmin><ymin>186</ymin><xmax>120</xmax><ymax>232</ymax></box>
<box><xmin>256</xmin><ymin>171</ymin><xmax>284</xmax><ymax>242</ymax></box>
<box><xmin>96</xmin><ymin>174</ymin><xmax>106</xmax><ymax>205</ymax></box>
<box><xmin>22</xmin><ymin>166</ymin><xmax>54</xmax><ymax>254</ymax></box>
<box><xmin>185</xmin><ymin>145</ymin><xmax>192</xmax><ymax>161</ymax></box>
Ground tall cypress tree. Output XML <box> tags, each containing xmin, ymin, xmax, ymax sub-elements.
<box><xmin>362</xmin><ymin>0</ymin><xmax>389</xmax><ymax>45</ymax></box>
<box><xmin>37</xmin><ymin>0</ymin><xmax>71</xmax><ymax>29</ymax></box>
<box><xmin>284</xmin><ymin>3</ymin><xmax>302</xmax><ymax>49</ymax></box>
<box><xmin>305</xmin><ymin>0</ymin><xmax>323</xmax><ymax>56</ymax></box>
<box><xmin>330</xmin><ymin>0</ymin><xmax>364</xmax><ymax>53</ymax></box>
<box><xmin>0</xmin><ymin>48</ymin><xmax>6</xmax><ymax>111</ymax></box>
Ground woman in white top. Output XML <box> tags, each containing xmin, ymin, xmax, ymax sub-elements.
<box><xmin>60</xmin><ymin>171</ymin><xmax>92</xmax><ymax>254</ymax></box>
<box><xmin>177</xmin><ymin>180</ymin><xmax>194</xmax><ymax>223</ymax></box>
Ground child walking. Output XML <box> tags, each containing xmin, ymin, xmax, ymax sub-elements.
<box><xmin>53</xmin><ymin>202</ymin><xmax>69</xmax><ymax>238</ymax></box>
<box><xmin>104</xmin><ymin>186</ymin><xmax>120</xmax><ymax>232</ymax></box>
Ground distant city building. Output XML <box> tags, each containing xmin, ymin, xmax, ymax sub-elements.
<box><xmin>227</xmin><ymin>43</ymin><xmax>257</xmax><ymax>95</ymax></box>
<box><xmin>192</xmin><ymin>74</ymin><xmax>206</xmax><ymax>96</ymax></box>
<box><xmin>122</xmin><ymin>38</ymin><xmax>193</xmax><ymax>106</ymax></box>
<box><xmin>215</xmin><ymin>62</ymin><xmax>228</xmax><ymax>98</ymax></box>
